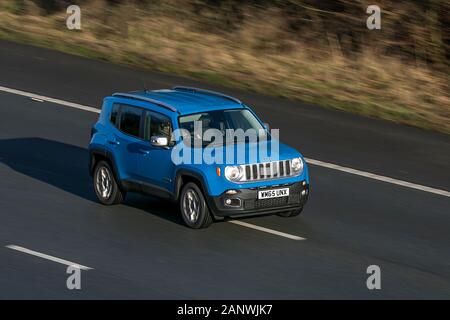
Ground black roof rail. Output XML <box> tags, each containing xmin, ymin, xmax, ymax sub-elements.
<box><xmin>112</xmin><ymin>92</ymin><xmax>178</xmax><ymax>113</ymax></box>
<box><xmin>172</xmin><ymin>86</ymin><xmax>242</xmax><ymax>105</ymax></box>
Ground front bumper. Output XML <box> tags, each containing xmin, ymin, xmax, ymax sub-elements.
<box><xmin>206</xmin><ymin>181</ymin><xmax>309</xmax><ymax>218</ymax></box>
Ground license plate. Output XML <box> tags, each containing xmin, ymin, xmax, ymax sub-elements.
<box><xmin>258</xmin><ymin>188</ymin><xmax>289</xmax><ymax>199</ymax></box>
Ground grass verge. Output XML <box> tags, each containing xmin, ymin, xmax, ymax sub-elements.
<box><xmin>1</xmin><ymin>1</ymin><xmax>449</xmax><ymax>134</ymax></box>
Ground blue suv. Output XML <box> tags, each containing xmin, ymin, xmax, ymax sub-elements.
<box><xmin>89</xmin><ymin>87</ymin><xmax>309</xmax><ymax>228</ymax></box>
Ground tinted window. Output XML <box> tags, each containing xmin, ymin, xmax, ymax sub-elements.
<box><xmin>119</xmin><ymin>105</ymin><xmax>142</xmax><ymax>137</ymax></box>
<box><xmin>110</xmin><ymin>104</ymin><xmax>120</xmax><ymax>126</ymax></box>
<box><xmin>179</xmin><ymin>109</ymin><xmax>269</xmax><ymax>147</ymax></box>
<box><xmin>143</xmin><ymin>111</ymin><xmax>172</xmax><ymax>142</ymax></box>
<box><xmin>179</xmin><ymin>109</ymin><xmax>263</xmax><ymax>134</ymax></box>
<box><xmin>179</xmin><ymin>109</ymin><xmax>264</xmax><ymax>144</ymax></box>
<box><xmin>225</xmin><ymin>109</ymin><xmax>263</xmax><ymax>131</ymax></box>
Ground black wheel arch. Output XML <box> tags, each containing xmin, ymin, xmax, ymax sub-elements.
<box><xmin>174</xmin><ymin>169</ymin><xmax>210</xmax><ymax>202</ymax></box>
<box><xmin>89</xmin><ymin>148</ymin><xmax>122</xmax><ymax>189</ymax></box>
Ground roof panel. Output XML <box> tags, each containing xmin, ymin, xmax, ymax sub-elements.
<box><xmin>127</xmin><ymin>89</ymin><xmax>243</xmax><ymax>115</ymax></box>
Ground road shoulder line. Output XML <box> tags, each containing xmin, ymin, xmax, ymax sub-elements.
<box><xmin>0</xmin><ymin>85</ymin><xmax>100</xmax><ymax>114</ymax></box>
<box><xmin>228</xmin><ymin>220</ymin><xmax>306</xmax><ymax>240</ymax></box>
<box><xmin>305</xmin><ymin>158</ymin><xmax>450</xmax><ymax>197</ymax></box>
<box><xmin>6</xmin><ymin>245</ymin><xmax>93</xmax><ymax>270</ymax></box>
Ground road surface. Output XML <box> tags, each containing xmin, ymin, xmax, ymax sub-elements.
<box><xmin>0</xmin><ymin>40</ymin><xmax>449</xmax><ymax>299</ymax></box>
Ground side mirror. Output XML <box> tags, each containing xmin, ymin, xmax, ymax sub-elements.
<box><xmin>150</xmin><ymin>136</ymin><xmax>169</xmax><ymax>147</ymax></box>
<box><xmin>263</xmin><ymin>122</ymin><xmax>270</xmax><ymax>131</ymax></box>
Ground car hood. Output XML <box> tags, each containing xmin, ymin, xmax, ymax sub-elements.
<box><xmin>199</xmin><ymin>140</ymin><xmax>301</xmax><ymax>166</ymax></box>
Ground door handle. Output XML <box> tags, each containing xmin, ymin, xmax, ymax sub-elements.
<box><xmin>107</xmin><ymin>139</ymin><xmax>120</xmax><ymax>145</ymax></box>
<box><xmin>139</xmin><ymin>149</ymin><xmax>150</xmax><ymax>155</ymax></box>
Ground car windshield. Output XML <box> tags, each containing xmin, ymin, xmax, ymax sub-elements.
<box><xmin>179</xmin><ymin>109</ymin><xmax>266</xmax><ymax>146</ymax></box>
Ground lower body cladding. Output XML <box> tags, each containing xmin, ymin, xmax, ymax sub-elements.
<box><xmin>207</xmin><ymin>181</ymin><xmax>309</xmax><ymax>218</ymax></box>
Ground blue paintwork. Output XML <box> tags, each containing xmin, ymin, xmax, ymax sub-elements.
<box><xmin>89</xmin><ymin>89</ymin><xmax>309</xmax><ymax>198</ymax></box>
<box><xmin>133</xmin><ymin>90</ymin><xmax>244</xmax><ymax>115</ymax></box>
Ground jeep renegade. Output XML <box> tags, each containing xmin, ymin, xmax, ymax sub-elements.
<box><xmin>89</xmin><ymin>87</ymin><xmax>309</xmax><ymax>228</ymax></box>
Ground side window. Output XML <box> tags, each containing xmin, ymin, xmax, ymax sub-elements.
<box><xmin>110</xmin><ymin>104</ymin><xmax>120</xmax><ymax>126</ymax></box>
<box><xmin>119</xmin><ymin>105</ymin><xmax>142</xmax><ymax>138</ymax></box>
<box><xmin>143</xmin><ymin>111</ymin><xmax>173</xmax><ymax>143</ymax></box>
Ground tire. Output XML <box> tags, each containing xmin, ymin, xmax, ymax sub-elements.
<box><xmin>93</xmin><ymin>160</ymin><xmax>125</xmax><ymax>205</ymax></box>
<box><xmin>179</xmin><ymin>182</ymin><xmax>213</xmax><ymax>229</ymax></box>
<box><xmin>278</xmin><ymin>207</ymin><xmax>303</xmax><ymax>218</ymax></box>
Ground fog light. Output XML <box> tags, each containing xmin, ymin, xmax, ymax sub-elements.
<box><xmin>224</xmin><ymin>198</ymin><xmax>241</xmax><ymax>207</ymax></box>
<box><xmin>301</xmin><ymin>190</ymin><xmax>306</xmax><ymax>196</ymax></box>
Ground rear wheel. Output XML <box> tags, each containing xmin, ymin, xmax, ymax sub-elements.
<box><xmin>278</xmin><ymin>207</ymin><xmax>303</xmax><ymax>218</ymax></box>
<box><xmin>179</xmin><ymin>182</ymin><xmax>213</xmax><ymax>229</ymax></box>
<box><xmin>93</xmin><ymin>160</ymin><xmax>125</xmax><ymax>205</ymax></box>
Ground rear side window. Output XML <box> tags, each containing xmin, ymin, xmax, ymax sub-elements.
<box><xmin>110</xmin><ymin>104</ymin><xmax>120</xmax><ymax>126</ymax></box>
<box><xmin>143</xmin><ymin>111</ymin><xmax>172</xmax><ymax>142</ymax></box>
<box><xmin>119</xmin><ymin>105</ymin><xmax>142</xmax><ymax>138</ymax></box>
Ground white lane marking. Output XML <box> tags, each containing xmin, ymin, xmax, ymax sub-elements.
<box><xmin>0</xmin><ymin>85</ymin><xmax>100</xmax><ymax>114</ymax></box>
<box><xmin>1</xmin><ymin>85</ymin><xmax>449</xmax><ymax>198</ymax></box>
<box><xmin>228</xmin><ymin>220</ymin><xmax>306</xmax><ymax>240</ymax></box>
<box><xmin>6</xmin><ymin>245</ymin><xmax>93</xmax><ymax>270</ymax></box>
<box><xmin>305</xmin><ymin>158</ymin><xmax>450</xmax><ymax>198</ymax></box>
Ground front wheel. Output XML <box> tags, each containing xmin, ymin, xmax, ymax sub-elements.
<box><xmin>278</xmin><ymin>207</ymin><xmax>303</xmax><ymax>218</ymax></box>
<box><xmin>93</xmin><ymin>160</ymin><xmax>125</xmax><ymax>205</ymax></box>
<box><xmin>179</xmin><ymin>182</ymin><xmax>213</xmax><ymax>229</ymax></box>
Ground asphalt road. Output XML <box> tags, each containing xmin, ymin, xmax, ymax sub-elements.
<box><xmin>0</xmin><ymin>40</ymin><xmax>449</xmax><ymax>299</ymax></box>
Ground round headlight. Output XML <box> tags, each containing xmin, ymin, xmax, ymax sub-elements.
<box><xmin>224</xmin><ymin>166</ymin><xmax>244</xmax><ymax>182</ymax></box>
<box><xmin>291</xmin><ymin>157</ymin><xmax>303</xmax><ymax>173</ymax></box>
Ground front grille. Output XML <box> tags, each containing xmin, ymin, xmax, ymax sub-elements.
<box><xmin>243</xmin><ymin>160</ymin><xmax>293</xmax><ymax>182</ymax></box>
<box><xmin>254</xmin><ymin>197</ymin><xmax>288</xmax><ymax>209</ymax></box>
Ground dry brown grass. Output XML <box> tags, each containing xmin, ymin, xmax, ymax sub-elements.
<box><xmin>1</xmin><ymin>0</ymin><xmax>449</xmax><ymax>133</ymax></box>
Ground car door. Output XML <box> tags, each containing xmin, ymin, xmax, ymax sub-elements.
<box><xmin>108</xmin><ymin>103</ymin><xmax>143</xmax><ymax>185</ymax></box>
<box><xmin>136</xmin><ymin>110</ymin><xmax>175</xmax><ymax>197</ymax></box>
